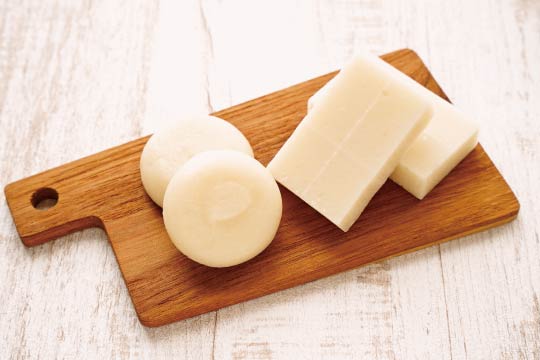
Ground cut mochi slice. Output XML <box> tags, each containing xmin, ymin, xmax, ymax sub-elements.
<box><xmin>308</xmin><ymin>53</ymin><xmax>478</xmax><ymax>199</ymax></box>
<box><xmin>268</xmin><ymin>55</ymin><xmax>433</xmax><ymax>231</ymax></box>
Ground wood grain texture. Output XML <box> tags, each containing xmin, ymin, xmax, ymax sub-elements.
<box><xmin>5</xmin><ymin>49</ymin><xmax>519</xmax><ymax>328</ymax></box>
<box><xmin>1</xmin><ymin>0</ymin><xmax>538</xmax><ymax>358</ymax></box>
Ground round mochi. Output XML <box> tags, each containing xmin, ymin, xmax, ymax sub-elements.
<box><xmin>140</xmin><ymin>115</ymin><xmax>253</xmax><ymax>207</ymax></box>
<box><xmin>163</xmin><ymin>150</ymin><xmax>282</xmax><ymax>268</ymax></box>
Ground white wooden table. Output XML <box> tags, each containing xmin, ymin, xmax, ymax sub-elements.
<box><xmin>1</xmin><ymin>1</ymin><xmax>539</xmax><ymax>358</ymax></box>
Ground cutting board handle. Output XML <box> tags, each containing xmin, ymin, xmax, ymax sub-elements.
<box><xmin>4</xmin><ymin>175</ymin><xmax>105</xmax><ymax>246</ymax></box>
<box><xmin>4</xmin><ymin>139</ymin><xmax>146</xmax><ymax>247</ymax></box>
<box><xmin>4</xmin><ymin>158</ymin><xmax>113</xmax><ymax>247</ymax></box>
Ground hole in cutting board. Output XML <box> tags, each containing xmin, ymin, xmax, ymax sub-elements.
<box><xmin>31</xmin><ymin>188</ymin><xmax>58</xmax><ymax>210</ymax></box>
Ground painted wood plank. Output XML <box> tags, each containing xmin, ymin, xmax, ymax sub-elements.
<box><xmin>0</xmin><ymin>1</ymin><xmax>215</xmax><ymax>358</ymax></box>
<box><xmin>1</xmin><ymin>0</ymin><xmax>538</xmax><ymax>358</ymax></box>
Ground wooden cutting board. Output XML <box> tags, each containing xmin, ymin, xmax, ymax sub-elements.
<box><xmin>4</xmin><ymin>49</ymin><xmax>519</xmax><ymax>327</ymax></box>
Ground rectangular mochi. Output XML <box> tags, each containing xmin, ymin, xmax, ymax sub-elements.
<box><xmin>308</xmin><ymin>54</ymin><xmax>479</xmax><ymax>200</ymax></box>
<box><xmin>268</xmin><ymin>55</ymin><xmax>433</xmax><ymax>231</ymax></box>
